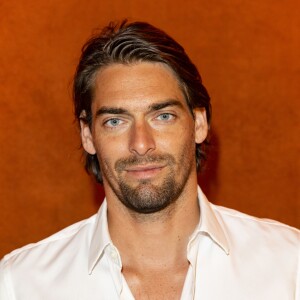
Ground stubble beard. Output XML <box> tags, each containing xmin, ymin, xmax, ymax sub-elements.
<box><xmin>102</xmin><ymin>148</ymin><xmax>195</xmax><ymax>215</ymax></box>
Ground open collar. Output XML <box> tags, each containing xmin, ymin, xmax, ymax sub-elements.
<box><xmin>88</xmin><ymin>200</ymin><xmax>113</xmax><ymax>274</ymax></box>
<box><xmin>189</xmin><ymin>186</ymin><xmax>230</xmax><ymax>255</ymax></box>
<box><xmin>88</xmin><ymin>186</ymin><xmax>230</xmax><ymax>274</ymax></box>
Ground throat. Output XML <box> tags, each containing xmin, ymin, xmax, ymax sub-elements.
<box><xmin>122</xmin><ymin>260</ymin><xmax>190</xmax><ymax>300</ymax></box>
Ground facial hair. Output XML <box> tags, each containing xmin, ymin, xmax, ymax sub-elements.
<box><xmin>103</xmin><ymin>149</ymin><xmax>195</xmax><ymax>214</ymax></box>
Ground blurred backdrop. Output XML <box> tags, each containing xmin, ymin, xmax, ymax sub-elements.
<box><xmin>1</xmin><ymin>0</ymin><xmax>299</xmax><ymax>257</ymax></box>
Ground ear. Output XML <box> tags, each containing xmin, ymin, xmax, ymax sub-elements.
<box><xmin>80</xmin><ymin>111</ymin><xmax>96</xmax><ymax>155</ymax></box>
<box><xmin>194</xmin><ymin>107</ymin><xmax>208</xmax><ymax>144</ymax></box>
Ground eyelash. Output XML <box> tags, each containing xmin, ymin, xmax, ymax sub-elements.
<box><xmin>156</xmin><ymin>113</ymin><xmax>175</xmax><ymax>121</ymax></box>
<box><xmin>103</xmin><ymin>112</ymin><xmax>176</xmax><ymax>128</ymax></box>
<box><xmin>104</xmin><ymin>118</ymin><xmax>124</xmax><ymax>127</ymax></box>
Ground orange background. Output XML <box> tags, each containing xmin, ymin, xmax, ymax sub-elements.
<box><xmin>1</xmin><ymin>0</ymin><xmax>299</xmax><ymax>257</ymax></box>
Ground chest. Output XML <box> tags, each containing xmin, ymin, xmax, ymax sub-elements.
<box><xmin>122</xmin><ymin>265</ymin><xmax>189</xmax><ymax>300</ymax></box>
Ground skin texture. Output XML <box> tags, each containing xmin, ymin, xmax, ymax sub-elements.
<box><xmin>80</xmin><ymin>62</ymin><xmax>208</xmax><ymax>299</ymax></box>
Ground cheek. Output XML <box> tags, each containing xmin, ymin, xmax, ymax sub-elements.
<box><xmin>166</xmin><ymin>122</ymin><xmax>195</xmax><ymax>146</ymax></box>
<box><xmin>94</xmin><ymin>136</ymin><xmax>128</xmax><ymax>170</ymax></box>
<box><xmin>159</xmin><ymin>127</ymin><xmax>195</xmax><ymax>158</ymax></box>
<box><xmin>175</xmin><ymin>127</ymin><xmax>196</xmax><ymax>162</ymax></box>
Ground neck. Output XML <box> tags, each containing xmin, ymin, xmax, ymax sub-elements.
<box><xmin>106</xmin><ymin>177</ymin><xmax>199</xmax><ymax>270</ymax></box>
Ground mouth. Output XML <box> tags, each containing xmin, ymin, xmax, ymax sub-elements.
<box><xmin>124</xmin><ymin>164</ymin><xmax>166</xmax><ymax>180</ymax></box>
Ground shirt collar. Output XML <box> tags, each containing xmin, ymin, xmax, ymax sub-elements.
<box><xmin>88</xmin><ymin>200</ymin><xmax>112</xmax><ymax>274</ymax></box>
<box><xmin>88</xmin><ymin>185</ymin><xmax>230</xmax><ymax>274</ymax></box>
<box><xmin>190</xmin><ymin>186</ymin><xmax>230</xmax><ymax>255</ymax></box>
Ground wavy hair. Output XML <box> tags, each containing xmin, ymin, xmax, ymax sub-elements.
<box><xmin>73</xmin><ymin>20</ymin><xmax>211</xmax><ymax>183</ymax></box>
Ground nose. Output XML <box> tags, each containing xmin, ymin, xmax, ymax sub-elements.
<box><xmin>129</xmin><ymin>120</ymin><xmax>156</xmax><ymax>156</ymax></box>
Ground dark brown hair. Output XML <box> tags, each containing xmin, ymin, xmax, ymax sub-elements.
<box><xmin>73</xmin><ymin>20</ymin><xmax>211</xmax><ymax>183</ymax></box>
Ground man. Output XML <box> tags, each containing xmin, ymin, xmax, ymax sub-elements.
<box><xmin>0</xmin><ymin>21</ymin><xmax>299</xmax><ymax>300</ymax></box>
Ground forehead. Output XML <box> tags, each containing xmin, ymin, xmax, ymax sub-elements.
<box><xmin>92</xmin><ymin>62</ymin><xmax>186</xmax><ymax>111</ymax></box>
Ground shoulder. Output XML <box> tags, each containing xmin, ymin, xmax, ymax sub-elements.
<box><xmin>0</xmin><ymin>213</ymin><xmax>105</xmax><ymax>299</ymax></box>
<box><xmin>212</xmin><ymin>203</ymin><xmax>299</xmax><ymax>251</ymax></box>
<box><xmin>213</xmin><ymin>203</ymin><xmax>299</xmax><ymax>231</ymax></box>
<box><xmin>212</xmin><ymin>203</ymin><xmax>299</xmax><ymax>236</ymax></box>
<box><xmin>209</xmin><ymin>203</ymin><xmax>300</xmax><ymax>297</ymax></box>
<box><xmin>1</xmin><ymin>214</ymin><xmax>97</xmax><ymax>269</ymax></box>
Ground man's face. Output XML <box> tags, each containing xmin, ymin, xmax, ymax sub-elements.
<box><xmin>81</xmin><ymin>62</ymin><xmax>207</xmax><ymax>214</ymax></box>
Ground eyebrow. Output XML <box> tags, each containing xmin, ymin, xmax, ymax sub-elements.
<box><xmin>95</xmin><ymin>99</ymin><xmax>184</xmax><ymax>118</ymax></box>
<box><xmin>95</xmin><ymin>107</ymin><xmax>128</xmax><ymax>117</ymax></box>
<box><xmin>149</xmin><ymin>99</ymin><xmax>184</xmax><ymax>111</ymax></box>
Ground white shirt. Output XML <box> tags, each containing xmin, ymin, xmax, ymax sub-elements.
<box><xmin>0</xmin><ymin>187</ymin><xmax>299</xmax><ymax>299</ymax></box>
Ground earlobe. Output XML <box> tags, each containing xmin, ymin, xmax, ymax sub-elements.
<box><xmin>80</xmin><ymin>112</ymin><xmax>96</xmax><ymax>155</ymax></box>
<box><xmin>194</xmin><ymin>108</ymin><xmax>208</xmax><ymax>144</ymax></box>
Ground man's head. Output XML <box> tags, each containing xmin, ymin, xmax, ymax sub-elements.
<box><xmin>73</xmin><ymin>20</ymin><xmax>211</xmax><ymax>184</ymax></box>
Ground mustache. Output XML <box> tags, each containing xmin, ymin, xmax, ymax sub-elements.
<box><xmin>115</xmin><ymin>154</ymin><xmax>176</xmax><ymax>172</ymax></box>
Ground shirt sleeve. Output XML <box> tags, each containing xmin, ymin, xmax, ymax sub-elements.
<box><xmin>0</xmin><ymin>259</ymin><xmax>14</xmax><ymax>300</ymax></box>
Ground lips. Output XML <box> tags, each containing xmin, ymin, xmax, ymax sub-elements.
<box><xmin>125</xmin><ymin>164</ymin><xmax>165</xmax><ymax>172</ymax></box>
<box><xmin>124</xmin><ymin>164</ymin><xmax>166</xmax><ymax>179</ymax></box>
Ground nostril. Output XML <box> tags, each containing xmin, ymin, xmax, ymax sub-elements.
<box><xmin>129</xmin><ymin>124</ymin><xmax>156</xmax><ymax>156</ymax></box>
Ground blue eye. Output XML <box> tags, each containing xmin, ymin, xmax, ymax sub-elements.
<box><xmin>105</xmin><ymin>118</ymin><xmax>122</xmax><ymax>127</ymax></box>
<box><xmin>157</xmin><ymin>113</ymin><xmax>174</xmax><ymax>121</ymax></box>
